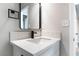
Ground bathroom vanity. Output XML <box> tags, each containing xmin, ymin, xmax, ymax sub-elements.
<box><xmin>10</xmin><ymin>3</ymin><xmax>60</xmax><ymax>56</ymax></box>
<box><xmin>10</xmin><ymin>37</ymin><xmax>60</xmax><ymax>56</ymax></box>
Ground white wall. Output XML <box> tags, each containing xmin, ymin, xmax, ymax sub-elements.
<box><xmin>42</xmin><ymin>3</ymin><xmax>62</xmax><ymax>38</ymax></box>
<box><xmin>41</xmin><ymin>3</ymin><xmax>70</xmax><ymax>56</ymax></box>
<box><xmin>0</xmin><ymin>3</ymin><xmax>20</xmax><ymax>56</ymax></box>
<box><xmin>60</xmin><ymin>4</ymin><xmax>70</xmax><ymax>56</ymax></box>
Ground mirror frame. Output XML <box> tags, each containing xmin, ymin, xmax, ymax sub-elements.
<box><xmin>19</xmin><ymin>3</ymin><xmax>41</xmax><ymax>30</ymax></box>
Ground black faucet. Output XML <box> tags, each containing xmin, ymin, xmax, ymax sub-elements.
<box><xmin>31</xmin><ymin>31</ymin><xmax>34</xmax><ymax>39</ymax></box>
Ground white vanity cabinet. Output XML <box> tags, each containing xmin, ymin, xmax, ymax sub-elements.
<box><xmin>12</xmin><ymin>40</ymin><xmax>60</xmax><ymax>56</ymax></box>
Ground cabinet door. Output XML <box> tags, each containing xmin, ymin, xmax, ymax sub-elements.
<box><xmin>13</xmin><ymin>45</ymin><xmax>33</xmax><ymax>56</ymax></box>
<box><xmin>13</xmin><ymin>46</ymin><xmax>22</xmax><ymax>56</ymax></box>
<box><xmin>39</xmin><ymin>41</ymin><xmax>59</xmax><ymax>56</ymax></box>
<box><xmin>21</xmin><ymin>50</ymin><xmax>33</xmax><ymax>56</ymax></box>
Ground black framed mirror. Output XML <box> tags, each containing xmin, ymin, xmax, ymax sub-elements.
<box><xmin>19</xmin><ymin>3</ymin><xmax>41</xmax><ymax>31</ymax></box>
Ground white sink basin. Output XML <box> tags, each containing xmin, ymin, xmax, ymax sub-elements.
<box><xmin>27</xmin><ymin>38</ymin><xmax>51</xmax><ymax>44</ymax></box>
<box><xmin>10</xmin><ymin>36</ymin><xmax>60</xmax><ymax>55</ymax></box>
<box><xmin>27</xmin><ymin>39</ymin><xmax>41</xmax><ymax>44</ymax></box>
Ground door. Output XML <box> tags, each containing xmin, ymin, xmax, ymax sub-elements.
<box><xmin>69</xmin><ymin>3</ymin><xmax>77</xmax><ymax>56</ymax></box>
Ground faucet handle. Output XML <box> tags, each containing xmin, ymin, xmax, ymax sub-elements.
<box><xmin>34</xmin><ymin>31</ymin><xmax>37</xmax><ymax>34</ymax></box>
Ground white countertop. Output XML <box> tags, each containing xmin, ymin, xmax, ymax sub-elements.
<box><xmin>10</xmin><ymin>36</ymin><xmax>60</xmax><ymax>55</ymax></box>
